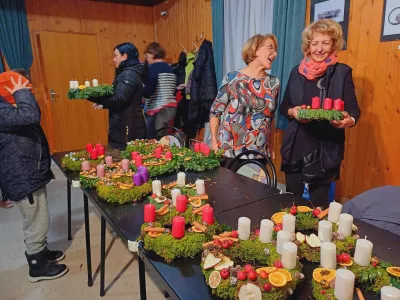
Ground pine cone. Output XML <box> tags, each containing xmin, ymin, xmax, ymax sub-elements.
<box><xmin>230</xmin><ymin>267</ymin><xmax>237</xmax><ymax>277</ymax></box>
<box><xmin>230</xmin><ymin>277</ymin><xmax>238</xmax><ymax>286</ymax></box>
<box><xmin>336</xmin><ymin>231</ymin><xmax>345</xmax><ymax>241</ymax></box>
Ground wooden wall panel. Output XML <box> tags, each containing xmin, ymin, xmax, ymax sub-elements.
<box><xmin>25</xmin><ymin>0</ymin><xmax>155</xmax><ymax>151</ymax></box>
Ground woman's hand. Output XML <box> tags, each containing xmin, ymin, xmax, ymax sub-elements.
<box><xmin>331</xmin><ymin>111</ymin><xmax>355</xmax><ymax>128</ymax></box>
<box><xmin>177</xmin><ymin>84</ymin><xmax>186</xmax><ymax>90</ymax></box>
<box><xmin>4</xmin><ymin>76</ymin><xmax>32</xmax><ymax>95</ymax></box>
<box><xmin>211</xmin><ymin>138</ymin><xmax>219</xmax><ymax>153</ymax></box>
<box><xmin>92</xmin><ymin>103</ymin><xmax>103</xmax><ymax>110</ymax></box>
<box><xmin>288</xmin><ymin>106</ymin><xmax>311</xmax><ymax>123</ymax></box>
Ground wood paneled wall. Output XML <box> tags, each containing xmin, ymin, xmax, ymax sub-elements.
<box><xmin>25</xmin><ymin>0</ymin><xmax>155</xmax><ymax>151</ymax></box>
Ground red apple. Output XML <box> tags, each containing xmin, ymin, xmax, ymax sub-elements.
<box><xmin>312</xmin><ymin>208</ymin><xmax>321</xmax><ymax>217</ymax></box>
<box><xmin>260</xmin><ymin>270</ymin><xmax>268</xmax><ymax>279</ymax></box>
<box><xmin>214</xmin><ymin>239</ymin><xmax>222</xmax><ymax>246</ymax></box>
<box><xmin>274</xmin><ymin>224</ymin><xmax>282</xmax><ymax>232</ymax></box>
<box><xmin>336</xmin><ymin>254</ymin><xmax>342</xmax><ymax>263</ymax></box>
<box><xmin>222</xmin><ymin>240</ymin><xmax>230</xmax><ymax>249</ymax></box>
<box><xmin>274</xmin><ymin>260</ymin><xmax>283</xmax><ymax>269</ymax></box>
<box><xmin>237</xmin><ymin>271</ymin><xmax>247</xmax><ymax>281</ymax></box>
<box><xmin>255</xmin><ymin>229</ymin><xmax>260</xmax><ymax>236</ymax></box>
<box><xmin>289</xmin><ymin>205</ymin><xmax>297</xmax><ymax>215</ymax></box>
<box><xmin>231</xmin><ymin>230</ymin><xmax>238</xmax><ymax>238</ymax></box>
<box><xmin>227</xmin><ymin>239</ymin><xmax>234</xmax><ymax>247</ymax></box>
<box><xmin>263</xmin><ymin>283</ymin><xmax>272</xmax><ymax>292</ymax></box>
<box><xmin>244</xmin><ymin>264</ymin><xmax>253</xmax><ymax>273</ymax></box>
<box><xmin>301</xmin><ymin>104</ymin><xmax>307</xmax><ymax>109</ymax></box>
<box><xmin>220</xmin><ymin>268</ymin><xmax>230</xmax><ymax>280</ymax></box>
<box><xmin>248</xmin><ymin>270</ymin><xmax>258</xmax><ymax>281</ymax></box>
<box><xmin>341</xmin><ymin>253</ymin><xmax>351</xmax><ymax>263</ymax></box>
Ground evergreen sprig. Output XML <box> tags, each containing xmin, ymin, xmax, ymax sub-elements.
<box><xmin>298</xmin><ymin>109</ymin><xmax>344</xmax><ymax>121</ymax></box>
<box><xmin>67</xmin><ymin>85</ymin><xmax>114</xmax><ymax>100</ymax></box>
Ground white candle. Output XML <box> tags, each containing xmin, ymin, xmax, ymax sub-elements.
<box><xmin>74</xmin><ymin>80</ymin><xmax>79</xmax><ymax>88</ymax></box>
<box><xmin>259</xmin><ymin>219</ymin><xmax>274</xmax><ymax>243</ymax></box>
<box><xmin>281</xmin><ymin>242</ymin><xmax>298</xmax><ymax>270</ymax></box>
<box><xmin>171</xmin><ymin>188</ymin><xmax>181</xmax><ymax>206</ymax></box>
<box><xmin>354</xmin><ymin>238</ymin><xmax>373</xmax><ymax>267</ymax></box>
<box><xmin>177</xmin><ymin>172</ymin><xmax>186</xmax><ymax>187</ymax></box>
<box><xmin>318</xmin><ymin>220</ymin><xmax>333</xmax><ymax>242</ymax></box>
<box><xmin>320</xmin><ymin>242</ymin><xmax>337</xmax><ymax>269</ymax></box>
<box><xmin>277</xmin><ymin>230</ymin><xmax>292</xmax><ymax>255</ymax></box>
<box><xmin>238</xmin><ymin>217</ymin><xmax>251</xmax><ymax>240</ymax></box>
<box><xmin>328</xmin><ymin>201</ymin><xmax>343</xmax><ymax>223</ymax></box>
<box><xmin>334</xmin><ymin>269</ymin><xmax>355</xmax><ymax>300</ymax></box>
<box><xmin>338</xmin><ymin>213</ymin><xmax>353</xmax><ymax>237</ymax></box>
<box><xmin>381</xmin><ymin>286</ymin><xmax>400</xmax><ymax>300</ymax></box>
<box><xmin>85</xmin><ymin>80</ymin><xmax>90</xmax><ymax>87</ymax></box>
<box><xmin>282</xmin><ymin>214</ymin><xmax>296</xmax><ymax>233</ymax></box>
<box><xmin>195</xmin><ymin>179</ymin><xmax>205</xmax><ymax>195</ymax></box>
<box><xmin>152</xmin><ymin>180</ymin><xmax>161</xmax><ymax>196</ymax></box>
<box><xmin>69</xmin><ymin>80</ymin><xmax>74</xmax><ymax>89</ymax></box>
<box><xmin>92</xmin><ymin>78</ymin><xmax>99</xmax><ymax>87</ymax></box>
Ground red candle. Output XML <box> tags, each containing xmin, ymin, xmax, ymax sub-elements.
<box><xmin>311</xmin><ymin>96</ymin><xmax>321</xmax><ymax>109</ymax></box>
<box><xmin>202</xmin><ymin>206</ymin><xmax>214</xmax><ymax>225</ymax></box>
<box><xmin>155</xmin><ymin>147</ymin><xmax>162</xmax><ymax>159</ymax></box>
<box><xmin>172</xmin><ymin>216</ymin><xmax>185</xmax><ymax>239</ymax></box>
<box><xmin>323</xmin><ymin>98</ymin><xmax>333</xmax><ymax>110</ymax></box>
<box><xmin>333</xmin><ymin>99</ymin><xmax>342</xmax><ymax>111</ymax></box>
<box><xmin>86</xmin><ymin>142</ymin><xmax>92</xmax><ymax>153</ymax></box>
<box><xmin>202</xmin><ymin>145</ymin><xmax>211</xmax><ymax>156</ymax></box>
<box><xmin>98</xmin><ymin>146</ymin><xmax>105</xmax><ymax>156</ymax></box>
<box><xmin>340</xmin><ymin>100</ymin><xmax>345</xmax><ymax>111</ymax></box>
<box><xmin>91</xmin><ymin>148</ymin><xmax>98</xmax><ymax>159</ymax></box>
<box><xmin>95</xmin><ymin>142</ymin><xmax>102</xmax><ymax>149</ymax></box>
<box><xmin>194</xmin><ymin>142</ymin><xmax>201</xmax><ymax>152</ymax></box>
<box><xmin>165</xmin><ymin>151</ymin><xmax>173</xmax><ymax>160</ymax></box>
<box><xmin>135</xmin><ymin>155</ymin><xmax>143</xmax><ymax>167</ymax></box>
<box><xmin>144</xmin><ymin>204</ymin><xmax>156</xmax><ymax>223</ymax></box>
<box><xmin>131</xmin><ymin>151</ymin><xmax>139</xmax><ymax>160</ymax></box>
<box><xmin>176</xmin><ymin>195</ymin><xmax>188</xmax><ymax>213</ymax></box>
<box><xmin>200</xmin><ymin>142</ymin><xmax>207</xmax><ymax>153</ymax></box>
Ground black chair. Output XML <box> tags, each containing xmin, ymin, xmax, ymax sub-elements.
<box><xmin>227</xmin><ymin>150</ymin><xmax>277</xmax><ymax>188</ymax></box>
<box><xmin>156</xmin><ymin>126</ymin><xmax>187</xmax><ymax>148</ymax></box>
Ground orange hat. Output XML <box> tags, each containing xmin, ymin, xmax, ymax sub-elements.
<box><xmin>0</xmin><ymin>71</ymin><xmax>34</xmax><ymax>105</ymax></box>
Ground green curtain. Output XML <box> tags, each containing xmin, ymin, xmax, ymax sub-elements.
<box><xmin>0</xmin><ymin>53</ymin><xmax>4</xmax><ymax>73</ymax></box>
<box><xmin>211</xmin><ymin>0</ymin><xmax>224</xmax><ymax>86</ymax></box>
<box><xmin>271</xmin><ymin>0</ymin><xmax>306</xmax><ymax>129</ymax></box>
<box><xmin>0</xmin><ymin>0</ymin><xmax>33</xmax><ymax>72</ymax></box>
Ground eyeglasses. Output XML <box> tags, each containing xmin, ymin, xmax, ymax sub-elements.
<box><xmin>264</xmin><ymin>44</ymin><xmax>277</xmax><ymax>54</ymax></box>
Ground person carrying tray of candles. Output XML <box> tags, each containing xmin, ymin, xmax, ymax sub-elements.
<box><xmin>89</xmin><ymin>42</ymin><xmax>146</xmax><ymax>149</ymax></box>
<box><xmin>279</xmin><ymin>19</ymin><xmax>360</xmax><ymax>206</ymax></box>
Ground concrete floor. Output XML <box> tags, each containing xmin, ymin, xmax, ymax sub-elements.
<box><xmin>0</xmin><ymin>165</ymin><xmax>165</xmax><ymax>300</ymax></box>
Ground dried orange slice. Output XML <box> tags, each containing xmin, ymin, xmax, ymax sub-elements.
<box><xmin>208</xmin><ymin>271</ymin><xmax>221</xmax><ymax>288</ymax></box>
<box><xmin>191</xmin><ymin>226</ymin><xmax>203</xmax><ymax>233</ymax></box>
<box><xmin>78</xmin><ymin>85</ymin><xmax>87</xmax><ymax>90</ymax></box>
<box><xmin>268</xmin><ymin>271</ymin><xmax>287</xmax><ymax>287</ymax></box>
<box><xmin>297</xmin><ymin>206</ymin><xmax>313</xmax><ymax>213</ymax></box>
<box><xmin>119</xmin><ymin>183</ymin><xmax>133</xmax><ymax>190</ymax></box>
<box><xmin>256</xmin><ymin>267</ymin><xmax>277</xmax><ymax>274</ymax></box>
<box><xmin>191</xmin><ymin>199</ymin><xmax>202</xmax><ymax>207</ymax></box>
<box><xmin>339</xmin><ymin>260</ymin><xmax>353</xmax><ymax>267</ymax></box>
<box><xmin>148</xmin><ymin>232</ymin><xmax>161</xmax><ymax>238</ymax></box>
<box><xmin>111</xmin><ymin>174</ymin><xmax>122</xmax><ymax>179</ymax></box>
<box><xmin>387</xmin><ymin>267</ymin><xmax>400</xmax><ymax>277</ymax></box>
<box><xmin>271</xmin><ymin>212</ymin><xmax>287</xmax><ymax>225</ymax></box>
<box><xmin>277</xmin><ymin>269</ymin><xmax>292</xmax><ymax>282</ymax></box>
<box><xmin>313</xmin><ymin>268</ymin><xmax>336</xmax><ymax>283</ymax></box>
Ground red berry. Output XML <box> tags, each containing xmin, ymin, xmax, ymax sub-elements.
<box><xmin>341</xmin><ymin>253</ymin><xmax>351</xmax><ymax>263</ymax></box>
<box><xmin>151</xmin><ymin>194</ymin><xmax>157</xmax><ymax>198</ymax></box>
<box><xmin>222</xmin><ymin>240</ymin><xmax>230</xmax><ymax>249</ymax></box>
<box><xmin>263</xmin><ymin>283</ymin><xmax>272</xmax><ymax>292</ymax></box>
<box><xmin>214</xmin><ymin>239</ymin><xmax>222</xmax><ymax>246</ymax></box>
<box><xmin>372</xmin><ymin>262</ymin><xmax>377</xmax><ymax>267</ymax></box>
<box><xmin>231</xmin><ymin>230</ymin><xmax>238</xmax><ymax>238</ymax></box>
<box><xmin>220</xmin><ymin>268</ymin><xmax>230</xmax><ymax>279</ymax></box>
<box><xmin>301</xmin><ymin>104</ymin><xmax>307</xmax><ymax>109</ymax></box>
<box><xmin>227</xmin><ymin>239</ymin><xmax>234</xmax><ymax>247</ymax></box>
<box><xmin>244</xmin><ymin>264</ymin><xmax>253</xmax><ymax>273</ymax></box>
<box><xmin>336</xmin><ymin>254</ymin><xmax>342</xmax><ymax>263</ymax></box>
<box><xmin>274</xmin><ymin>224</ymin><xmax>282</xmax><ymax>232</ymax></box>
<box><xmin>321</xmin><ymin>290</ymin><xmax>326</xmax><ymax>295</ymax></box>
<box><xmin>274</xmin><ymin>260</ymin><xmax>283</xmax><ymax>269</ymax></box>
<box><xmin>312</xmin><ymin>208</ymin><xmax>321</xmax><ymax>217</ymax></box>
<box><xmin>255</xmin><ymin>229</ymin><xmax>260</xmax><ymax>236</ymax></box>
<box><xmin>260</xmin><ymin>271</ymin><xmax>268</xmax><ymax>279</ymax></box>
<box><xmin>290</xmin><ymin>206</ymin><xmax>297</xmax><ymax>215</ymax></box>
<box><xmin>237</xmin><ymin>271</ymin><xmax>247</xmax><ymax>281</ymax></box>
<box><xmin>248</xmin><ymin>270</ymin><xmax>258</xmax><ymax>281</ymax></box>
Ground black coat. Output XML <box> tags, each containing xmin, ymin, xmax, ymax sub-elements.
<box><xmin>90</xmin><ymin>61</ymin><xmax>146</xmax><ymax>149</ymax></box>
<box><xmin>189</xmin><ymin>40</ymin><xmax>218</xmax><ymax>128</ymax></box>
<box><xmin>0</xmin><ymin>90</ymin><xmax>53</xmax><ymax>201</ymax></box>
<box><xmin>279</xmin><ymin>63</ymin><xmax>361</xmax><ymax>183</ymax></box>
<box><xmin>172</xmin><ymin>51</ymin><xmax>187</xmax><ymax>86</ymax></box>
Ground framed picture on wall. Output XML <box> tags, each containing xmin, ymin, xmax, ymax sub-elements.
<box><xmin>381</xmin><ymin>0</ymin><xmax>400</xmax><ymax>42</ymax></box>
<box><xmin>310</xmin><ymin>0</ymin><xmax>350</xmax><ymax>50</ymax></box>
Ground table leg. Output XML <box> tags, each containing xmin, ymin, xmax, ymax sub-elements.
<box><xmin>67</xmin><ymin>180</ymin><xmax>72</xmax><ymax>240</ymax></box>
<box><xmin>138</xmin><ymin>255</ymin><xmax>147</xmax><ymax>300</ymax></box>
<box><xmin>100</xmin><ymin>216</ymin><xmax>106</xmax><ymax>297</ymax></box>
<box><xmin>83</xmin><ymin>194</ymin><xmax>93</xmax><ymax>287</ymax></box>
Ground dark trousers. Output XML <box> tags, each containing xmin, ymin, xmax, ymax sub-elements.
<box><xmin>285</xmin><ymin>172</ymin><xmax>331</xmax><ymax>208</ymax></box>
<box><xmin>146</xmin><ymin>107</ymin><xmax>177</xmax><ymax>139</ymax></box>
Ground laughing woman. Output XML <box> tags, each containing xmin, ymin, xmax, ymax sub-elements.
<box><xmin>210</xmin><ymin>34</ymin><xmax>280</xmax><ymax>168</ymax></box>
<box><xmin>280</xmin><ymin>19</ymin><xmax>360</xmax><ymax>206</ymax></box>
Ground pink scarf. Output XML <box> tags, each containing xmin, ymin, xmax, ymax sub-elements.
<box><xmin>299</xmin><ymin>54</ymin><xmax>338</xmax><ymax>81</ymax></box>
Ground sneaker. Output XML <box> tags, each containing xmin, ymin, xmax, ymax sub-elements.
<box><xmin>25</xmin><ymin>250</ymin><xmax>68</xmax><ymax>282</ymax></box>
<box><xmin>0</xmin><ymin>200</ymin><xmax>14</xmax><ymax>208</ymax></box>
<box><xmin>42</xmin><ymin>246</ymin><xmax>65</xmax><ymax>263</ymax></box>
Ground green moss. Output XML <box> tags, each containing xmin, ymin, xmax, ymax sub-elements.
<box><xmin>312</xmin><ymin>279</ymin><xmax>336</xmax><ymax>300</ymax></box>
<box><xmin>68</xmin><ymin>85</ymin><xmax>114</xmax><ymax>99</ymax></box>
<box><xmin>61</xmin><ymin>151</ymin><xmax>102</xmax><ymax>172</ymax></box>
<box><xmin>298</xmin><ymin>108</ymin><xmax>344</xmax><ymax>121</ymax></box>
<box><xmin>79</xmin><ymin>175</ymin><xmax>99</xmax><ymax>189</ymax></box>
<box><xmin>295</xmin><ymin>212</ymin><xmax>319</xmax><ymax>231</ymax></box>
<box><xmin>96</xmin><ymin>182</ymin><xmax>152</xmax><ymax>204</ymax></box>
<box><xmin>155</xmin><ymin>206</ymin><xmax>196</xmax><ymax>226</ymax></box>
<box><xmin>347</xmin><ymin>262</ymin><xmax>391</xmax><ymax>293</ymax></box>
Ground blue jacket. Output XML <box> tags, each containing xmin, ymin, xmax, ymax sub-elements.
<box><xmin>0</xmin><ymin>89</ymin><xmax>53</xmax><ymax>201</ymax></box>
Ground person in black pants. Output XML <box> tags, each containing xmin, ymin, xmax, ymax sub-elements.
<box><xmin>280</xmin><ymin>19</ymin><xmax>360</xmax><ymax>207</ymax></box>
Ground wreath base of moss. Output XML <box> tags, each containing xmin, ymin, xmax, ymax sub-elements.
<box><xmin>96</xmin><ymin>181</ymin><xmax>152</xmax><ymax>204</ymax></box>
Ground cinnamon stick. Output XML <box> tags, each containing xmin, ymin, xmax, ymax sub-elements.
<box><xmin>193</xmin><ymin>204</ymin><xmax>210</xmax><ymax>214</ymax></box>
<box><xmin>193</xmin><ymin>221</ymin><xmax>207</xmax><ymax>232</ymax></box>
<box><xmin>318</xmin><ymin>208</ymin><xmax>329</xmax><ymax>219</ymax></box>
<box><xmin>356</xmin><ymin>288</ymin><xmax>365</xmax><ymax>300</ymax></box>
<box><xmin>156</xmin><ymin>204</ymin><xmax>169</xmax><ymax>213</ymax></box>
<box><xmin>189</xmin><ymin>195</ymin><xmax>209</xmax><ymax>201</ymax></box>
<box><xmin>143</xmin><ymin>227</ymin><xmax>165</xmax><ymax>233</ymax></box>
<box><xmin>202</xmin><ymin>241</ymin><xmax>214</xmax><ymax>248</ymax></box>
<box><xmin>220</xmin><ymin>231</ymin><xmax>232</xmax><ymax>238</ymax></box>
<box><xmin>219</xmin><ymin>237</ymin><xmax>239</xmax><ymax>242</ymax></box>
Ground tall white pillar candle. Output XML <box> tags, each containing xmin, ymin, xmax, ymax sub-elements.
<box><xmin>318</xmin><ymin>220</ymin><xmax>333</xmax><ymax>242</ymax></box>
<box><xmin>195</xmin><ymin>179</ymin><xmax>205</xmax><ymax>195</ymax></box>
<box><xmin>338</xmin><ymin>213</ymin><xmax>353</xmax><ymax>237</ymax></box>
<box><xmin>238</xmin><ymin>217</ymin><xmax>251</xmax><ymax>240</ymax></box>
<box><xmin>281</xmin><ymin>242</ymin><xmax>298</xmax><ymax>270</ymax></box>
<box><xmin>171</xmin><ymin>188</ymin><xmax>181</xmax><ymax>206</ymax></box>
<box><xmin>381</xmin><ymin>286</ymin><xmax>400</xmax><ymax>300</ymax></box>
<box><xmin>177</xmin><ymin>172</ymin><xmax>186</xmax><ymax>187</ymax></box>
<box><xmin>74</xmin><ymin>80</ymin><xmax>79</xmax><ymax>88</ymax></box>
<box><xmin>354</xmin><ymin>238</ymin><xmax>373</xmax><ymax>267</ymax></box>
<box><xmin>152</xmin><ymin>180</ymin><xmax>162</xmax><ymax>196</ymax></box>
<box><xmin>85</xmin><ymin>80</ymin><xmax>90</xmax><ymax>87</ymax></box>
<box><xmin>259</xmin><ymin>219</ymin><xmax>274</xmax><ymax>243</ymax></box>
<box><xmin>328</xmin><ymin>201</ymin><xmax>343</xmax><ymax>223</ymax></box>
<box><xmin>334</xmin><ymin>269</ymin><xmax>355</xmax><ymax>300</ymax></box>
<box><xmin>282</xmin><ymin>214</ymin><xmax>296</xmax><ymax>233</ymax></box>
<box><xmin>69</xmin><ymin>80</ymin><xmax>74</xmax><ymax>89</ymax></box>
<box><xmin>92</xmin><ymin>78</ymin><xmax>99</xmax><ymax>87</ymax></box>
<box><xmin>320</xmin><ymin>242</ymin><xmax>337</xmax><ymax>269</ymax></box>
<box><xmin>277</xmin><ymin>230</ymin><xmax>292</xmax><ymax>255</ymax></box>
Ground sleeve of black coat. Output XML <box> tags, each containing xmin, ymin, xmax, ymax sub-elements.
<box><xmin>0</xmin><ymin>89</ymin><xmax>41</xmax><ymax>130</ymax></box>
<box><xmin>343</xmin><ymin>69</ymin><xmax>361</xmax><ymax>124</ymax></box>
<box><xmin>279</xmin><ymin>72</ymin><xmax>294</xmax><ymax>120</ymax></box>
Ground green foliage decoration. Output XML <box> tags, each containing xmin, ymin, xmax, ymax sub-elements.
<box><xmin>298</xmin><ymin>109</ymin><xmax>343</xmax><ymax>121</ymax></box>
<box><xmin>67</xmin><ymin>85</ymin><xmax>114</xmax><ymax>100</ymax></box>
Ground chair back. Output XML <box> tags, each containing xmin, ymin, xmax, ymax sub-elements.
<box><xmin>156</xmin><ymin>126</ymin><xmax>187</xmax><ymax>148</ymax></box>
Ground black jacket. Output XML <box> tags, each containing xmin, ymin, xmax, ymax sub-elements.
<box><xmin>172</xmin><ymin>51</ymin><xmax>187</xmax><ymax>86</ymax></box>
<box><xmin>0</xmin><ymin>90</ymin><xmax>53</xmax><ymax>201</ymax></box>
<box><xmin>90</xmin><ymin>60</ymin><xmax>146</xmax><ymax>149</ymax></box>
<box><xmin>280</xmin><ymin>63</ymin><xmax>361</xmax><ymax>182</ymax></box>
<box><xmin>189</xmin><ymin>40</ymin><xmax>218</xmax><ymax>128</ymax></box>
